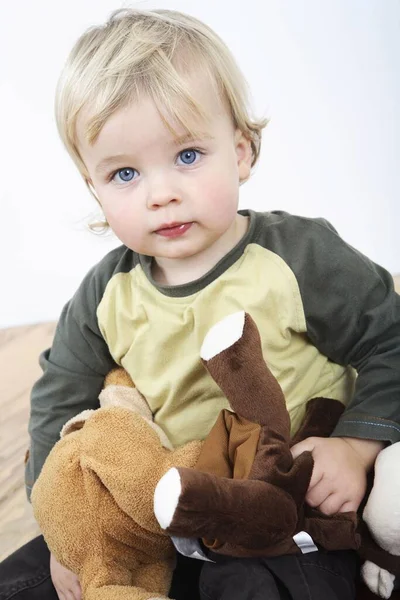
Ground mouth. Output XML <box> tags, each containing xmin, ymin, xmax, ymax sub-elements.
<box><xmin>154</xmin><ymin>222</ymin><xmax>193</xmax><ymax>238</ymax></box>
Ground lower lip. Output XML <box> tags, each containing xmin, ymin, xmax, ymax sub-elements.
<box><xmin>155</xmin><ymin>223</ymin><xmax>193</xmax><ymax>238</ymax></box>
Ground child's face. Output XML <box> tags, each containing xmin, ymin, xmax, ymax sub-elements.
<box><xmin>77</xmin><ymin>76</ymin><xmax>251</xmax><ymax>269</ymax></box>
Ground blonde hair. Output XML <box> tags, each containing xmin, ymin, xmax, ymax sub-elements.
<box><xmin>56</xmin><ymin>8</ymin><xmax>268</xmax><ymax>228</ymax></box>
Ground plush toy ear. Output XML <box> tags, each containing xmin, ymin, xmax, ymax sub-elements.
<box><xmin>100</xmin><ymin>367</ymin><xmax>153</xmax><ymax>419</ymax></box>
<box><xmin>60</xmin><ymin>369</ymin><xmax>136</xmax><ymax>437</ymax></box>
<box><xmin>100</xmin><ymin>368</ymin><xmax>174</xmax><ymax>450</ymax></box>
<box><xmin>290</xmin><ymin>397</ymin><xmax>345</xmax><ymax>446</ymax></box>
<box><xmin>104</xmin><ymin>367</ymin><xmax>135</xmax><ymax>388</ymax></box>
<box><xmin>60</xmin><ymin>410</ymin><xmax>95</xmax><ymax>437</ymax></box>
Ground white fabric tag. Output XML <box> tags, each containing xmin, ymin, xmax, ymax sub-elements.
<box><xmin>171</xmin><ymin>536</ymin><xmax>215</xmax><ymax>562</ymax></box>
<box><xmin>292</xmin><ymin>531</ymin><xmax>318</xmax><ymax>554</ymax></box>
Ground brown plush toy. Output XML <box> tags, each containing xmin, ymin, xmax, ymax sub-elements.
<box><xmin>31</xmin><ymin>369</ymin><xmax>202</xmax><ymax>600</ymax></box>
<box><xmin>154</xmin><ymin>312</ymin><xmax>400</xmax><ymax>596</ymax></box>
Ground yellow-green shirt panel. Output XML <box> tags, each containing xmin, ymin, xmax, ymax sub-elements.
<box><xmin>97</xmin><ymin>243</ymin><xmax>356</xmax><ymax>447</ymax></box>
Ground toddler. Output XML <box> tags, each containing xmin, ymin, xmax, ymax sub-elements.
<box><xmin>1</xmin><ymin>8</ymin><xmax>399</xmax><ymax>600</ymax></box>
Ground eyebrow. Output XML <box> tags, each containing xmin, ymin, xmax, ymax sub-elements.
<box><xmin>95</xmin><ymin>155</ymin><xmax>133</xmax><ymax>175</ymax></box>
<box><xmin>172</xmin><ymin>132</ymin><xmax>214</xmax><ymax>146</ymax></box>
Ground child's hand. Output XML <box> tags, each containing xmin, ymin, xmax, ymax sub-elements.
<box><xmin>290</xmin><ymin>436</ymin><xmax>384</xmax><ymax>515</ymax></box>
<box><xmin>50</xmin><ymin>552</ymin><xmax>82</xmax><ymax>600</ymax></box>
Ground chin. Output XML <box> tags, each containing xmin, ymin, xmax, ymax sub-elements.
<box><xmin>154</xmin><ymin>241</ymin><xmax>202</xmax><ymax>260</ymax></box>
<box><xmin>161</xmin><ymin>249</ymin><xmax>198</xmax><ymax>260</ymax></box>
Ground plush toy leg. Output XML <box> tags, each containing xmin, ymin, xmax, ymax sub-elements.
<box><xmin>83</xmin><ymin>564</ymin><xmax>171</xmax><ymax>600</ymax></box>
<box><xmin>201</xmin><ymin>312</ymin><xmax>295</xmax><ymax>483</ymax></box>
<box><xmin>201</xmin><ymin>312</ymin><xmax>290</xmax><ymax>433</ymax></box>
<box><xmin>85</xmin><ymin>585</ymin><xmax>169</xmax><ymax>600</ymax></box>
<box><xmin>154</xmin><ymin>466</ymin><xmax>298</xmax><ymax>548</ymax></box>
<box><xmin>290</xmin><ymin>397</ymin><xmax>345</xmax><ymax>445</ymax></box>
<box><xmin>201</xmin><ymin>311</ymin><xmax>314</xmax><ymax>503</ymax></box>
<box><xmin>80</xmin><ymin>551</ymin><xmax>173</xmax><ymax>600</ymax></box>
<box><xmin>361</xmin><ymin>560</ymin><xmax>395</xmax><ymax>599</ymax></box>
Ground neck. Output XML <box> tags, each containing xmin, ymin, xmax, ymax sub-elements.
<box><xmin>152</xmin><ymin>214</ymin><xmax>249</xmax><ymax>286</ymax></box>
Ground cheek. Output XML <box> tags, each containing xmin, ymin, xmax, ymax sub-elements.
<box><xmin>102</xmin><ymin>202</ymin><xmax>128</xmax><ymax>223</ymax></box>
<box><xmin>98</xmin><ymin>189</ymin><xmax>132</xmax><ymax>224</ymax></box>
<box><xmin>198</xmin><ymin>172</ymin><xmax>239</xmax><ymax>223</ymax></box>
<box><xmin>99</xmin><ymin>195</ymin><xmax>143</xmax><ymax>242</ymax></box>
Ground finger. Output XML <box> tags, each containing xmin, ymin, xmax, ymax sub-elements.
<box><xmin>54</xmin><ymin>589</ymin><xmax>65</xmax><ymax>600</ymax></box>
<box><xmin>290</xmin><ymin>438</ymin><xmax>316</xmax><ymax>460</ymax></box>
<box><xmin>318</xmin><ymin>494</ymin><xmax>343</xmax><ymax>516</ymax></box>
<box><xmin>72</xmin><ymin>582</ymin><xmax>82</xmax><ymax>600</ymax></box>
<box><xmin>306</xmin><ymin>484</ymin><xmax>331</xmax><ymax>509</ymax></box>
<box><xmin>338</xmin><ymin>499</ymin><xmax>359</xmax><ymax>514</ymax></box>
<box><xmin>307</xmin><ymin>465</ymin><xmax>324</xmax><ymax>491</ymax></box>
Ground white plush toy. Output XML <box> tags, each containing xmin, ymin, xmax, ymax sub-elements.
<box><xmin>362</xmin><ymin>443</ymin><xmax>400</xmax><ymax>598</ymax></box>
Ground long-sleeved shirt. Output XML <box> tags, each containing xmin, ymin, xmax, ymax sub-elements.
<box><xmin>25</xmin><ymin>209</ymin><xmax>400</xmax><ymax>499</ymax></box>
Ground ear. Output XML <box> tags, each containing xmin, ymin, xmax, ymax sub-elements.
<box><xmin>234</xmin><ymin>129</ymin><xmax>252</xmax><ymax>183</ymax></box>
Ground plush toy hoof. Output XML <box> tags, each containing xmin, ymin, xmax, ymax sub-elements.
<box><xmin>200</xmin><ymin>311</ymin><xmax>245</xmax><ymax>360</ymax></box>
<box><xmin>362</xmin><ymin>560</ymin><xmax>395</xmax><ymax>599</ymax></box>
<box><xmin>154</xmin><ymin>468</ymin><xmax>182</xmax><ymax>529</ymax></box>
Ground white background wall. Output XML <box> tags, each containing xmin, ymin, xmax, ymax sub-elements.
<box><xmin>1</xmin><ymin>0</ymin><xmax>399</xmax><ymax>328</ymax></box>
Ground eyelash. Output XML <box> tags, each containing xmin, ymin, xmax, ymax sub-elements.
<box><xmin>108</xmin><ymin>147</ymin><xmax>205</xmax><ymax>184</ymax></box>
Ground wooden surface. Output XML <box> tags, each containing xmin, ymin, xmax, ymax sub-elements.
<box><xmin>1</xmin><ymin>276</ymin><xmax>399</xmax><ymax>561</ymax></box>
<box><xmin>1</xmin><ymin>322</ymin><xmax>56</xmax><ymax>560</ymax></box>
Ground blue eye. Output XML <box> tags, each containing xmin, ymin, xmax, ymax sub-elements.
<box><xmin>112</xmin><ymin>168</ymin><xmax>137</xmax><ymax>183</ymax></box>
<box><xmin>178</xmin><ymin>149</ymin><xmax>199</xmax><ymax>165</ymax></box>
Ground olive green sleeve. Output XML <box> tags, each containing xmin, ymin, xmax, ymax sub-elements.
<box><xmin>256</xmin><ymin>212</ymin><xmax>400</xmax><ymax>443</ymax></box>
<box><xmin>25</xmin><ymin>246</ymin><xmax>134</xmax><ymax>499</ymax></box>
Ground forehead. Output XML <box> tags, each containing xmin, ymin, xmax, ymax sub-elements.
<box><xmin>77</xmin><ymin>69</ymin><xmax>232</xmax><ymax>153</ymax></box>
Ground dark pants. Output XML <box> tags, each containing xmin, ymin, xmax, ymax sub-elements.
<box><xmin>199</xmin><ymin>549</ymin><xmax>359</xmax><ymax>600</ymax></box>
<box><xmin>0</xmin><ymin>535</ymin><xmax>202</xmax><ymax>600</ymax></box>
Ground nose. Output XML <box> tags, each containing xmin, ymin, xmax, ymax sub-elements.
<box><xmin>146</xmin><ymin>172</ymin><xmax>181</xmax><ymax>210</ymax></box>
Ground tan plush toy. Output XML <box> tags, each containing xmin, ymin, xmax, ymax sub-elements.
<box><xmin>31</xmin><ymin>369</ymin><xmax>202</xmax><ymax>600</ymax></box>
